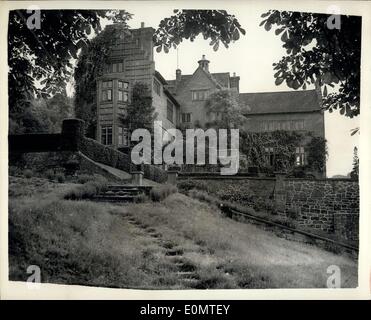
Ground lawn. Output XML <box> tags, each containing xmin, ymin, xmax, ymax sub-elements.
<box><xmin>8</xmin><ymin>177</ymin><xmax>358</xmax><ymax>289</ymax></box>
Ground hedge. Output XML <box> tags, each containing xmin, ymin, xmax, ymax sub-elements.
<box><xmin>80</xmin><ymin>137</ymin><xmax>167</xmax><ymax>183</ymax></box>
<box><xmin>80</xmin><ymin>137</ymin><xmax>133</xmax><ymax>173</ymax></box>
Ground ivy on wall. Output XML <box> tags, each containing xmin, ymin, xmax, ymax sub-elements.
<box><xmin>240</xmin><ymin>130</ymin><xmax>327</xmax><ymax>174</ymax></box>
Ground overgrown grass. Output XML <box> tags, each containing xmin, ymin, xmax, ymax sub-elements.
<box><xmin>149</xmin><ymin>184</ymin><xmax>178</xmax><ymax>202</ymax></box>
<box><xmin>119</xmin><ymin>194</ymin><xmax>358</xmax><ymax>288</ymax></box>
<box><xmin>63</xmin><ymin>176</ymin><xmax>108</xmax><ymax>200</ymax></box>
<box><xmin>9</xmin><ymin>178</ymin><xmax>358</xmax><ymax>289</ymax></box>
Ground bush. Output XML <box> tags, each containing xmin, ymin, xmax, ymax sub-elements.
<box><xmin>177</xmin><ymin>180</ymin><xmax>209</xmax><ymax>192</ymax></box>
<box><xmin>77</xmin><ymin>174</ymin><xmax>92</xmax><ymax>184</ymax></box>
<box><xmin>80</xmin><ymin>137</ymin><xmax>132</xmax><ymax>173</ymax></box>
<box><xmin>9</xmin><ymin>166</ymin><xmax>20</xmax><ymax>177</ymax></box>
<box><xmin>188</xmin><ymin>189</ymin><xmax>221</xmax><ymax>206</ymax></box>
<box><xmin>24</xmin><ymin>169</ymin><xmax>33</xmax><ymax>179</ymax></box>
<box><xmin>45</xmin><ymin>169</ymin><xmax>55</xmax><ymax>180</ymax></box>
<box><xmin>56</xmin><ymin>173</ymin><xmax>66</xmax><ymax>183</ymax></box>
<box><xmin>133</xmin><ymin>193</ymin><xmax>149</xmax><ymax>203</ymax></box>
<box><xmin>64</xmin><ymin>177</ymin><xmax>108</xmax><ymax>200</ymax></box>
<box><xmin>149</xmin><ymin>184</ymin><xmax>177</xmax><ymax>202</ymax></box>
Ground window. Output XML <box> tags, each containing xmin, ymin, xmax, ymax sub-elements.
<box><xmin>105</xmin><ymin>62</ymin><xmax>124</xmax><ymax>73</ymax></box>
<box><xmin>118</xmin><ymin>80</ymin><xmax>129</xmax><ymax>102</ymax></box>
<box><xmin>296</xmin><ymin>120</ymin><xmax>305</xmax><ymax>130</ymax></box>
<box><xmin>181</xmin><ymin>113</ymin><xmax>191</xmax><ymax>123</ymax></box>
<box><xmin>295</xmin><ymin>147</ymin><xmax>305</xmax><ymax>166</ymax></box>
<box><xmin>101</xmin><ymin>126</ymin><xmax>112</xmax><ymax>145</ymax></box>
<box><xmin>153</xmin><ymin>79</ymin><xmax>161</xmax><ymax>96</ymax></box>
<box><xmin>118</xmin><ymin>127</ymin><xmax>129</xmax><ymax>146</ymax></box>
<box><xmin>102</xmin><ymin>80</ymin><xmax>113</xmax><ymax>88</ymax></box>
<box><xmin>261</xmin><ymin>120</ymin><xmax>305</xmax><ymax>132</ymax></box>
<box><xmin>264</xmin><ymin>147</ymin><xmax>275</xmax><ymax>167</ymax></box>
<box><xmin>118</xmin><ymin>91</ymin><xmax>128</xmax><ymax>102</ymax></box>
<box><xmin>191</xmin><ymin>89</ymin><xmax>209</xmax><ymax>101</ymax></box>
<box><xmin>118</xmin><ymin>80</ymin><xmax>129</xmax><ymax>89</ymax></box>
<box><xmin>167</xmin><ymin>100</ymin><xmax>174</xmax><ymax>122</ymax></box>
<box><xmin>102</xmin><ymin>81</ymin><xmax>113</xmax><ymax>102</ymax></box>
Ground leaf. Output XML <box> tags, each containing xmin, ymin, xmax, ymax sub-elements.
<box><xmin>275</xmin><ymin>28</ymin><xmax>284</xmax><ymax>35</ymax></box>
<box><xmin>264</xmin><ymin>22</ymin><xmax>272</xmax><ymax>31</ymax></box>
<box><xmin>156</xmin><ymin>45</ymin><xmax>162</xmax><ymax>53</ymax></box>
<box><xmin>275</xmin><ymin>77</ymin><xmax>284</xmax><ymax>85</ymax></box>
<box><xmin>232</xmin><ymin>29</ymin><xmax>240</xmax><ymax>41</ymax></box>
<box><xmin>281</xmin><ymin>30</ymin><xmax>288</xmax><ymax>42</ymax></box>
<box><xmin>213</xmin><ymin>41</ymin><xmax>219</xmax><ymax>51</ymax></box>
<box><xmin>323</xmin><ymin>72</ymin><xmax>332</xmax><ymax>84</ymax></box>
<box><xmin>323</xmin><ymin>85</ymin><xmax>328</xmax><ymax>97</ymax></box>
<box><xmin>259</xmin><ymin>19</ymin><xmax>267</xmax><ymax>27</ymax></box>
<box><xmin>86</xmin><ymin>25</ymin><xmax>91</xmax><ymax>35</ymax></box>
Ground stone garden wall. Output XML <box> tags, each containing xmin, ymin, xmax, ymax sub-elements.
<box><xmin>178</xmin><ymin>174</ymin><xmax>359</xmax><ymax>242</ymax></box>
<box><xmin>283</xmin><ymin>178</ymin><xmax>359</xmax><ymax>241</ymax></box>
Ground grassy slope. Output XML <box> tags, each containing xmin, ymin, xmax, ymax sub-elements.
<box><xmin>9</xmin><ymin>177</ymin><xmax>358</xmax><ymax>289</ymax></box>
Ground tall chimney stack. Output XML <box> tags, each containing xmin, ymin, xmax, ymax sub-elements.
<box><xmin>230</xmin><ymin>72</ymin><xmax>240</xmax><ymax>93</ymax></box>
<box><xmin>176</xmin><ymin>69</ymin><xmax>182</xmax><ymax>82</ymax></box>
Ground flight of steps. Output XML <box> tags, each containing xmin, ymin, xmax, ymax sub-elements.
<box><xmin>93</xmin><ymin>185</ymin><xmax>152</xmax><ymax>202</ymax></box>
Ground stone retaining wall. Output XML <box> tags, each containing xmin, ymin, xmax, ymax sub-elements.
<box><xmin>178</xmin><ymin>174</ymin><xmax>359</xmax><ymax>242</ymax></box>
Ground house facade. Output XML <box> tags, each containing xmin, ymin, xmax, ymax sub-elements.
<box><xmin>96</xmin><ymin>24</ymin><xmax>325</xmax><ymax>176</ymax></box>
<box><xmin>96</xmin><ymin>24</ymin><xmax>179</xmax><ymax>150</ymax></box>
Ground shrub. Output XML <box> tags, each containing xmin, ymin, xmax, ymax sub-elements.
<box><xmin>56</xmin><ymin>173</ymin><xmax>66</xmax><ymax>183</ymax></box>
<box><xmin>24</xmin><ymin>169</ymin><xmax>33</xmax><ymax>179</ymax></box>
<box><xmin>45</xmin><ymin>169</ymin><xmax>55</xmax><ymax>180</ymax></box>
<box><xmin>177</xmin><ymin>180</ymin><xmax>209</xmax><ymax>192</ymax></box>
<box><xmin>77</xmin><ymin>174</ymin><xmax>93</xmax><ymax>184</ymax></box>
<box><xmin>64</xmin><ymin>177</ymin><xmax>108</xmax><ymax>200</ymax></box>
<box><xmin>9</xmin><ymin>166</ymin><xmax>20</xmax><ymax>177</ymax></box>
<box><xmin>149</xmin><ymin>184</ymin><xmax>177</xmax><ymax>202</ymax></box>
<box><xmin>133</xmin><ymin>193</ymin><xmax>149</xmax><ymax>203</ymax></box>
<box><xmin>188</xmin><ymin>189</ymin><xmax>220</xmax><ymax>206</ymax></box>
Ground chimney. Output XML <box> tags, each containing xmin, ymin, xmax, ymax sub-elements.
<box><xmin>230</xmin><ymin>72</ymin><xmax>240</xmax><ymax>93</ymax></box>
<box><xmin>141</xmin><ymin>22</ymin><xmax>145</xmax><ymax>28</ymax></box>
<box><xmin>314</xmin><ymin>77</ymin><xmax>323</xmax><ymax>108</ymax></box>
<box><xmin>176</xmin><ymin>69</ymin><xmax>182</xmax><ymax>82</ymax></box>
<box><xmin>198</xmin><ymin>55</ymin><xmax>210</xmax><ymax>72</ymax></box>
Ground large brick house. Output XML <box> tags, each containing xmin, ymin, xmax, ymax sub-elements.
<box><xmin>96</xmin><ymin>24</ymin><xmax>325</xmax><ymax>175</ymax></box>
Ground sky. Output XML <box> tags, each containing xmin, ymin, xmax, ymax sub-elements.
<box><xmin>94</xmin><ymin>3</ymin><xmax>359</xmax><ymax>177</ymax></box>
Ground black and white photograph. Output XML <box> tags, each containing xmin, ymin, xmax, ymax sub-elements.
<box><xmin>1</xmin><ymin>0</ymin><xmax>370</xmax><ymax>299</ymax></box>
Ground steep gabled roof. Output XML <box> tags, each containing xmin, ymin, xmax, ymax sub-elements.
<box><xmin>165</xmin><ymin>69</ymin><xmax>230</xmax><ymax>94</ymax></box>
<box><xmin>239</xmin><ymin>90</ymin><xmax>322</xmax><ymax>115</ymax></box>
<box><xmin>211</xmin><ymin>73</ymin><xmax>230</xmax><ymax>88</ymax></box>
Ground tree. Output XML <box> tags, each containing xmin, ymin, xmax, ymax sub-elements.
<box><xmin>8</xmin><ymin>9</ymin><xmax>132</xmax><ymax>132</ymax></box>
<box><xmin>350</xmin><ymin>146</ymin><xmax>359</xmax><ymax>180</ymax></box>
<box><xmin>204</xmin><ymin>90</ymin><xmax>249</xmax><ymax>129</ymax></box>
<box><xmin>153</xmin><ymin>10</ymin><xmax>246</xmax><ymax>52</ymax></box>
<box><xmin>260</xmin><ymin>10</ymin><xmax>361</xmax><ymax>119</ymax></box>
<box><xmin>119</xmin><ymin>82</ymin><xmax>155</xmax><ymax>134</ymax></box>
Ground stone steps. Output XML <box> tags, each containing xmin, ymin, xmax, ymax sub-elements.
<box><xmin>93</xmin><ymin>185</ymin><xmax>152</xmax><ymax>203</ymax></box>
